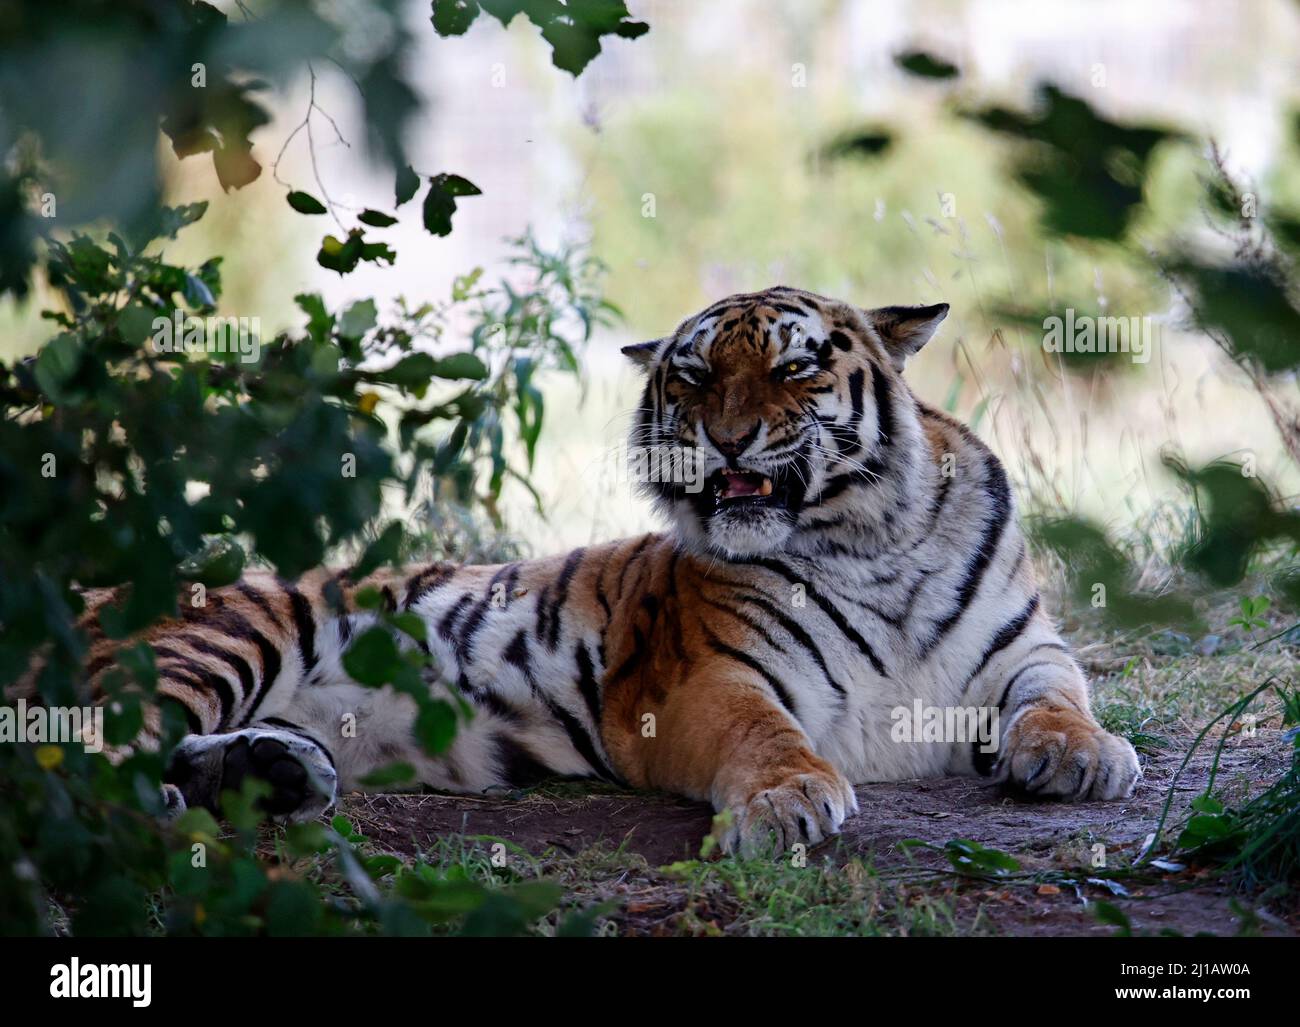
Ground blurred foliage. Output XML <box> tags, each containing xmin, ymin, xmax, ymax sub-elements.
<box><xmin>1</xmin><ymin>0</ymin><xmax>412</xmax><ymax>295</ymax></box>
<box><xmin>0</xmin><ymin>0</ymin><xmax>638</xmax><ymax>936</ymax></box>
<box><xmin>1028</xmin><ymin>514</ymin><xmax>1199</xmax><ymax>630</ymax></box>
<box><xmin>894</xmin><ymin>50</ymin><xmax>960</xmax><ymax>80</ymax></box>
<box><xmin>430</xmin><ymin>0</ymin><xmax>648</xmax><ymax>75</ymax></box>
<box><xmin>963</xmin><ymin>84</ymin><xmax>1184</xmax><ymax>242</ymax></box>
<box><xmin>0</xmin><ymin>198</ymin><xmax>615</xmax><ymax>936</ymax></box>
<box><xmin>1165</xmin><ymin>146</ymin><xmax>1300</xmax><ymax>377</ymax></box>
<box><xmin>1027</xmin><ymin>438</ymin><xmax>1300</xmax><ymax>631</ymax></box>
<box><xmin>1171</xmin><ymin>258</ymin><xmax>1300</xmax><ymax>374</ymax></box>
<box><xmin>907</xmin><ymin>55</ymin><xmax>1300</xmax><ymax>628</ymax></box>
<box><xmin>820</xmin><ymin>129</ymin><xmax>893</xmax><ymax>162</ymax></box>
<box><xmin>1167</xmin><ymin>456</ymin><xmax>1300</xmax><ymax>595</ymax></box>
<box><xmin>0</xmin><ymin>0</ymin><xmax>596</xmax><ymax>296</ymax></box>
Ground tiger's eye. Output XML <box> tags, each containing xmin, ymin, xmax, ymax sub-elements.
<box><xmin>786</xmin><ymin>362</ymin><xmax>800</xmax><ymax>374</ymax></box>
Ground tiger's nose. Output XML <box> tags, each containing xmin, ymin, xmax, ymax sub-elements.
<box><xmin>705</xmin><ymin>421</ymin><xmax>760</xmax><ymax>459</ymax></box>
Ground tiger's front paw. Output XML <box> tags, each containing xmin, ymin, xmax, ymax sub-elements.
<box><xmin>164</xmin><ymin>726</ymin><xmax>338</xmax><ymax>823</ymax></box>
<box><xmin>997</xmin><ymin>707</ymin><xmax>1140</xmax><ymax>801</ymax></box>
<box><xmin>719</xmin><ymin>768</ymin><xmax>859</xmax><ymax>857</ymax></box>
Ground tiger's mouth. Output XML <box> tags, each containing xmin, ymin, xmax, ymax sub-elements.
<box><xmin>681</xmin><ymin>449</ymin><xmax>811</xmax><ymax>533</ymax></box>
<box><xmin>707</xmin><ymin>469</ymin><xmax>788</xmax><ymax>513</ymax></box>
<box><xmin>686</xmin><ymin>451</ymin><xmax>811</xmax><ymax>553</ymax></box>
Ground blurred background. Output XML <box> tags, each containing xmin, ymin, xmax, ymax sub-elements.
<box><xmin>4</xmin><ymin>0</ymin><xmax>1299</xmax><ymax>557</ymax></box>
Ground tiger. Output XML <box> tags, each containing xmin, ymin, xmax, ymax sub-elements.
<box><xmin>22</xmin><ymin>285</ymin><xmax>1141</xmax><ymax>855</ymax></box>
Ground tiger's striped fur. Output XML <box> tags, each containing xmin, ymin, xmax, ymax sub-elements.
<box><xmin>25</xmin><ymin>286</ymin><xmax>1140</xmax><ymax>854</ymax></box>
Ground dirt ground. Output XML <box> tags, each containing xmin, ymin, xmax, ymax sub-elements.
<box><xmin>340</xmin><ymin>727</ymin><xmax>1298</xmax><ymax>937</ymax></box>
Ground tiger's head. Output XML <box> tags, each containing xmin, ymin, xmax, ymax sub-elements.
<box><xmin>622</xmin><ymin>287</ymin><xmax>949</xmax><ymax>558</ymax></box>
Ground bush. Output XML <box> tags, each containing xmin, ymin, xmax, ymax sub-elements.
<box><xmin>0</xmin><ymin>0</ymin><xmax>644</xmax><ymax>937</ymax></box>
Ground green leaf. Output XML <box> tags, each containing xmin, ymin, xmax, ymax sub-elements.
<box><xmin>453</xmin><ymin>391</ymin><xmax>487</xmax><ymax>420</ymax></box>
<box><xmin>431</xmin><ymin>0</ymin><xmax>480</xmax><ymax>36</ymax></box>
<box><xmin>965</xmin><ymin>85</ymin><xmax>1180</xmax><ymax>241</ymax></box>
<box><xmin>940</xmin><ymin>838</ymin><xmax>1021</xmax><ymax>876</ymax></box>
<box><xmin>375</xmin><ymin>352</ymin><xmax>437</xmax><ymax>388</ymax></box>
<box><xmin>179</xmin><ymin>537</ymin><xmax>246</xmax><ymax>588</ymax></box>
<box><xmin>1179</xmin><ymin>813</ymin><xmax>1235</xmax><ymax>845</ymax></box>
<box><xmin>388</xmin><ymin>612</ymin><xmax>428</xmax><ymax>643</ymax></box>
<box><xmin>161</xmin><ymin>77</ymin><xmax>271</xmax><ymax>192</ymax></box>
<box><xmin>287</xmin><ymin>190</ymin><xmax>328</xmax><ymax>215</ymax></box>
<box><xmin>331</xmin><ymin>814</ymin><xmax>356</xmax><ymax>837</ymax></box>
<box><xmin>342</xmin><ymin>628</ymin><xmax>403</xmax><ymax>687</ymax></box>
<box><xmin>339</xmin><ymin>298</ymin><xmax>378</xmax><ymax>340</ymax></box>
<box><xmin>359</xmin><ymin>238</ymin><xmax>397</xmax><ymax>265</ymax></box>
<box><xmin>116</xmin><ymin>304</ymin><xmax>157</xmax><ymax>348</ymax></box>
<box><xmin>358</xmin><ymin>761</ymin><xmax>417</xmax><ymax>787</ymax></box>
<box><xmin>317</xmin><ymin>232</ymin><xmax>365</xmax><ymax>274</ymax></box>
<box><xmin>430</xmin><ymin>351</ymin><xmax>489</xmax><ymax>380</ymax></box>
<box><xmin>1093</xmin><ymin>901</ymin><xmax>1132</xmax><ymax>934</ymax></box>
<box><xmin>353</xmin><ymin>586</ymin><xmax>385</xmax><ymax>610</ymax></box>
<box><xmin>1167</xmin><ymin>259</ymin><xmax>1300</xmax><ymax>372</ymax></box>
<box><xmin>155</xmin><ymin>202</ymin><xmax>210</xmax><ymax>240</ymax></box>
<box><xmin>895</xmin><ymin>50</ymin><xmax>960</xmax><ymax>79</ymax></box>
<box><xmin>296</xmin><ymin>292</ymin><xmax>335</xmax><ymax>343</ymax></box>
<box><xmin>479</xmin><ymin>0</ymin><xmax>528</xmax><ymax>27</ymax></box>
<box><xmin>183</xmin><ymin>273</ymin><xmax>216</xmax><ymax>310</ymax></box>
<box><xmin>529</xmin><ymin>1</ymin><xmax>649</xmax><ymax>76</ymax></box>
<box><xmin>351</xmin><ymin>522</ymin><xmax>405</xmax><ymax>579</ymax></box>
<box><xmin>104</xmin><ymin>692</ymin><xmax>144</xmax><ymax>746</ymax></box>
<box><xmin>364</xmin><ymin>854</ymin><xmax>403</xmax><ymax>875</ymax></box>
<box><xmin>421</xmin><ymin>173</ymin><xmax>482</xmax><ymax>236</ymax></box>
<box><xmin>822</xmin><ymin>130</ymin><xmax>893</xmax><ymax>161</ymax></box>
<box><xmin>461</xmin><ymin>880</ymin><xmax>563</xmax><ymax>935</ymax></box>
<box><xmin>284</xmin><ymin>822</ymin><xmax>332</xmax><ymax>856</ymax></box>
<box><xmin>358</xmin><ymin>209</ymin><xmax>398</xmax><ymax>227</ymax></box>
<box><xmin>395</xmin><ymin>164</ymin><xmax>421</xmax><ymax>206</ymax></box>
<box><xmin>1191</xmin><ymin>794</ymin><xmax>1225</xmax><ymax>815</ymax></box>
<box><xmin>175</xmin><ymin>807</ymin><xmax>222</xmax><ymax>840</ymax></box>
<box><xmin>434</xmin><ymin>420</ymin><xmax>469</xmax><ymax>473</ymax></box>
<box><xmin>556</xmin><ymin>903</ymin><xmax>609</xmax><ymax>937</ymax></box>
<box><xmin>370</xmin><ymin>350</ymin><xmax>486</xmax><ymax>390</ymax></box>
<box><xmin>539</xmin><ymin>18</ymin><xmax>602</xmax><ymax>76</ymax></box>
<box><xmin>451</xmin><ymin>267</ymin><xmax>484</xmax><ymax>301</ymax></box>
<box><xmin>33</xmin><ymin>333</ymin><xmax>83</xmax><ymax>396</ymax></box>
<box><xmin>415</xmin><ymin>698</ymin><xmax>458</xmax><ymax>755</ymax></box>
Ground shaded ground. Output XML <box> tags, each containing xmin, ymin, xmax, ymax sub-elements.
<box><xmin>341</xmin><ymin>727</ymin><xmax>1298</xmax><ymax>937</ymax></box>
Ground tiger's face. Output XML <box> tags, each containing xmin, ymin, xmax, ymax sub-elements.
<box><xmin>623</xmin><ymin>287</ymin><xmax>948</xmax><ymax>557</ymax></box>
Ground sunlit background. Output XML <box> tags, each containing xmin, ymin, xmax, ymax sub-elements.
<box><xmin>6</xmin><ymin>0</ymin><xmax>1299</xmax><ymax>558</ymax></box>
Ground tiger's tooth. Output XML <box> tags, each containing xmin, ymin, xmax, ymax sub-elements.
<box><xmin>758</xmin><ymin>478</ymin><xmax>773</xmax><ymax>497</ymax></box>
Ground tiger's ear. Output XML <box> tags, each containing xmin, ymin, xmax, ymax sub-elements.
<box><xmin>863</xmin><ymin>303</ymin><xmax>949</xmax><ymax>371</ymax></box>
<box><xmin>620</xmin><ymin>338</ymin><xmax>663</xmax><ymax>370</ymax></box>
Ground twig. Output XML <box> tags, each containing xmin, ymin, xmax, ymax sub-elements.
<box><xmin>270</xmin><ymin>62</ymin><xmax>353</xmax><ymax>232</ymax></box>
